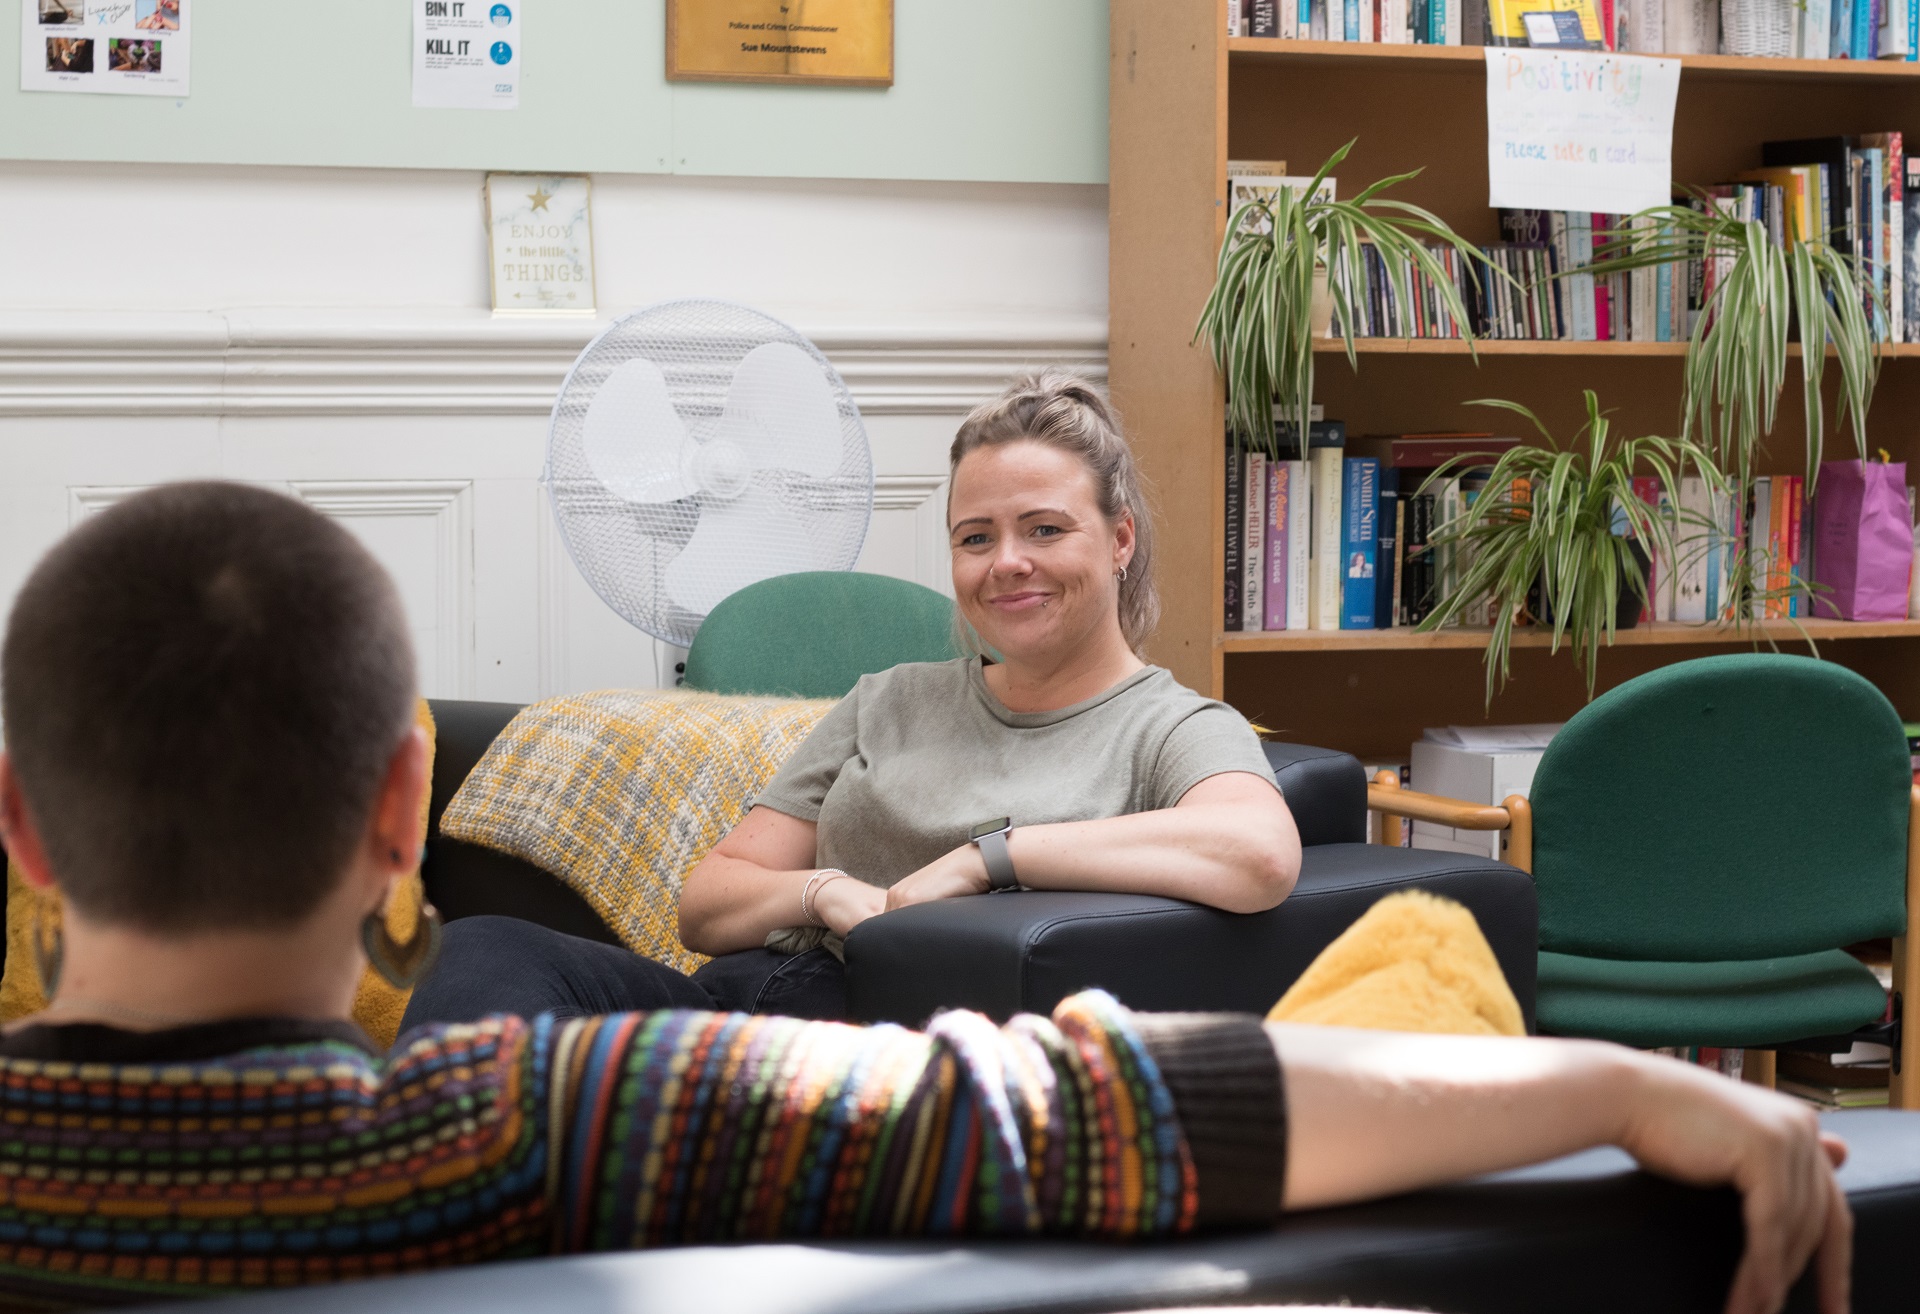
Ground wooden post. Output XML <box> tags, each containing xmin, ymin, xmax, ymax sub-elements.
<box><xmin>1893</xmin><ymin>786</ymin><xmax>1920</xmax><ymax>1110</ymax></box>
<box><xmin>1742</xmin><ymin>1048</ymin><xmax>1777</xmax><ymax>1090</ymax></box>
<box><xmin>1501</xmin><ymin>794</ymin><xmax>1533</xmax><ymax>874</ymax></box>
<box><xmin>1371</xmin><ymin>770</ymin><xmax>1402</xmax><ymax>847</ymax></box>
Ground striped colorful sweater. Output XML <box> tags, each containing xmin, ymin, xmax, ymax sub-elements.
<box><xmin>0</xmin><ymin>991</ymin><xmax>1283</xmax><ymax>1309</ymax></box>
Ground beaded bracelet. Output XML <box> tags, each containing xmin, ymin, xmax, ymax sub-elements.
<box><xmin>800</xmin><ymin>868</ymin><xmax>850</xmax><ymax>927</ymax></box>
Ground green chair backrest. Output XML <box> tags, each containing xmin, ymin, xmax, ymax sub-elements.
<box><xmin>1530</xmin><ymin>652</ymin><xmax>1909</xmax><ymax>962</ymax></box>
<box><xmin>682</xmin><ymin>571</ymin><xmax>960</xmax><ymax>700</ymax></box>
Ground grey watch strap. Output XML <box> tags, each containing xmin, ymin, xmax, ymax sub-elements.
<box><xmin>975</xmin><ymin>828</ymin><xmax>1017</xmax><ymax>892</ymax></box>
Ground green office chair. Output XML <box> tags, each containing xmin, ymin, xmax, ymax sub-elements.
<box><xmin>1369</xmin><ymin>652</ymin><xmax>1919</xmax><ymax>1107</ymax></box>
<box><xmin>681</xmin><ymin>571</ymin><xmax>960</xmax><ymax>700</ymax></box>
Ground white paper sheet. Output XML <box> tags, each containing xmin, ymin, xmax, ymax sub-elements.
<box><xmin>413</xmin><ymin>0</ymin><xmax>519</xmax><ymax>110</ymax></box>
<box><xmin>20</xmin><ymin>0</ymin><xmax>190</xmax><ymax>97</ymax></box>
<box><xmin>1484</xmin><ymin>48</ymin><xmax>1679</xmax><ymax>215</ymax></box>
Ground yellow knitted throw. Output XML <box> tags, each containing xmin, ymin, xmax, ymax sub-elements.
<box><xmin>1269</xmin><ymin>890</ymin><xmax>1525</xmax><ymax>1037</ymax></box>
<box><xmin>437</xmin><ymin>689</ymin><xmax>835</xmax><ymax>976</ymax></box>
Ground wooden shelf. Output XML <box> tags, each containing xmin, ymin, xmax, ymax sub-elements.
<box><xmin>1219</xmin><ymin>619</ymin><xmax>1920</xmax><ymax>653</ymax></box>
<box><xmin>1112</xmin><ymin>3</ymin><xmax>1920</xmax><ymax>755</ymax></box>
<box><xmin>1312</xmin><ymin>339</ymin><xmax>1920</xmax><ymax>357</ymax></box>
<box><xmin>1228</xmin><ymin>38</ymin><xmax>1920</xmax><ymax>82</ymax></box>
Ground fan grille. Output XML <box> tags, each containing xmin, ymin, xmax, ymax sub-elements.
<box><xmin>547</xmin><ymin>300</ymin><xmax>875</xmax><ymax>648</ymax></box>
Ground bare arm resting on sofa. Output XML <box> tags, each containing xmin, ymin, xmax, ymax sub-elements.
<box><xmin>885</xmin><ymin>770</ymin><xmax>1301</xmax><ymax>916</ymax></box>
<box><xmin>1275</xmin><ymin>1022</ymin><xmax>1850</xmax><ymax>1314</ymax></box>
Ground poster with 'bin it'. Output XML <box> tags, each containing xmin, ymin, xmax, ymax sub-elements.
<box><xmin>415</xmin><ymin>0</ymin><xmax>520</xmax><ymax>110</ymax></box>
<box><xmin>21</xmin><ymin>0</ymin><xmax>189</xmax><ymax>96</ymax></box>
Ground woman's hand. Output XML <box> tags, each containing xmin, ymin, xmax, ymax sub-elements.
<box><xmin>815</xmin><ymin>875</ymin><xmax>887</xmax><ymax>938</ymax></box>
<box><xmin>1618</xmin><ymin>1054</ymin><xmax>1851</xmax><ymax>1314</ymax></box>
<box><xmin>885</xmin><ymin>845</ymin><xmax>991</xmax><ymax>912</ymax></box>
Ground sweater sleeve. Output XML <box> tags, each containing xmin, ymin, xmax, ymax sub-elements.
<box><xmin>542</xmin><ymin>991</ymin><xmax>1286</xmax><ymax>1250</ymax></box>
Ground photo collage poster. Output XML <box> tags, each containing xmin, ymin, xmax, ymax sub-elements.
<box><xmin>20</xmin><ymin>0</ymin><xmax>190</xmax><ymax>96</ymax></box>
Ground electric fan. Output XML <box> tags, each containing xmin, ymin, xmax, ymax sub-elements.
<box><xmin>545</xmin><ymin>300</ymin><xmax>876</xmax><ymax>648</ymax></box>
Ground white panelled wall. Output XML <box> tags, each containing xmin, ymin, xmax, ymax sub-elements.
<box><xmin>0</xmin><ymin>161</ymin><xmax>1109</xmax><ymax>700</ymax></box>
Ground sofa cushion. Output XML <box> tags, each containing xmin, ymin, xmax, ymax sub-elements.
<box><xmin>151</xmin><ymin>1109</ymin><xmax>1920</xmax><ymax>1314</ymax></box>
<box><xmin>1537</xmin><ymin>946</ymin><xmax>1890</xmax><ymax>1047</ymax></box>
<box><xmin>437</xmin><ymin>690</ymin><xmax>832</xmax><ymax>974</ymax></box>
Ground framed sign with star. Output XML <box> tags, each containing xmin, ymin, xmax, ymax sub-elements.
<box><xmin>484</xmin><ymin>174</ymin><xmax>595</xmax><ymax>315</ymax></box>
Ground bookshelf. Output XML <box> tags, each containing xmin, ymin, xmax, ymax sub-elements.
<box><xmin>1108</xmin><ymin>1</ymin><xmax>1920</xmax><ymax>761</ymax></box>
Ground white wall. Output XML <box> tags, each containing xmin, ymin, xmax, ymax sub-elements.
<box><xmin>0</xmin><ymin>160</ymin><xmax>1109</xmax><ymax>701</ymax></box>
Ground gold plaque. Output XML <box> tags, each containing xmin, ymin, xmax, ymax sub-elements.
<box><xmin>668</xmin><ymin>0</ymin><xmax>892</xmax><ymax>87</ymax></box>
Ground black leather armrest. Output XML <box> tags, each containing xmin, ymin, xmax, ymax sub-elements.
<box><xmin>845</xmin><ymin>843</ymin><xmax>1536</xmax><ymax>1029</ymax></box>
<box><xmin>1263</xmin><ymin>741</ymin><xmax>1366</xmax><ymax>846</ymax></box>
<box><xmin>423</xmin><ymin>699</ymin><xmax>621</xmax><ymax>946</ymax></box>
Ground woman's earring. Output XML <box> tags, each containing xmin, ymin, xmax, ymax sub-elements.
<box><xmin>361</xmin><ymin>900</ymin><xmax>444</xmax><ymax>989</ymax></box>
<box><xmin>30</xmin><ymin>907</ymin><xmax>62</xmax><ymax>999</ymax></box>
<box><xmin>1117</xmin><ymin>565</ymin><xmax>1129</xmax><ymax>582</ymax></box>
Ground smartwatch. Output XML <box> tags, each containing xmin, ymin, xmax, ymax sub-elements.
<box><xmin>968</xmin><ymin>816</ymin><xmax>1018</xmax><ymax>892</ymax></box>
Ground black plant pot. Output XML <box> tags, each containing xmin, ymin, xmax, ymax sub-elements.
<box><xmin>1528</xmin><ymin>538</ymin><xmax>1652</xmax><ymax>630</ymax></box>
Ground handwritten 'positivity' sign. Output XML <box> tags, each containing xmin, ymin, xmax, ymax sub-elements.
<box><xmin>1485</xmin><ymin>49</ymin><xmax>1679</xmax><ymax>215</ymax></box>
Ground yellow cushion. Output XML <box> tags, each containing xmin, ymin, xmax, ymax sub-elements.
<box><xmin>1268</xmin><ymin>890</ymin><xmax>1525</xmax><ymax>1037</ymax></box>
<box><xmin>1</xmin><ymin>699</ymin><xmax>437</xmax><ymax>1048</ymax></box>
<box><xmin>438</xmin><ymin>689</ymin><xmax>835</xmax><ymax>975</ymax></box>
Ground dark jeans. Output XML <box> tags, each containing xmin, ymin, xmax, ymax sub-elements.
<box><xmin>398</xmin><ymin>915</ymin><xmax>849</xmax><ymax>1037</ymax></box>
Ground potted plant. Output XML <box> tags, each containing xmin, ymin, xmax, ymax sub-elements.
<box><xmin>1193</xmin><ymin>140</ymin><xmax>1497</xmax><ymax>453</ymax></box>
<box><xmin>1416</xmin><ymin>392</ymin><xmax>1723</xmax><ymax>701</ymax></box>
<box><xmin>1586</xmin><ymin>201</ymin><xmax>1881</xmax><ymax>489</ymax></box>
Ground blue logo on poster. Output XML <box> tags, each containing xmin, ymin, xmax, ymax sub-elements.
<box><xmin>490</xmin><ymin>4</ymin><xmax>512</xmax><ymax>24</ymax></box>
<box><xmin>490</xmin><ymin>41</ymin><xmax>513</xmax><ymax>64</ymax></box>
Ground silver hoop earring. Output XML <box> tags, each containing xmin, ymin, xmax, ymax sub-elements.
<box><xmin>1117</xmin><ymin>565</ymin><xmax>1128</xmax><ymax>582</ymax></box>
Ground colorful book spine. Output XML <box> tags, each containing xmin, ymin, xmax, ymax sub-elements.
<box><xmin>1286</xmin><ymin>459</ymin><xmax>1311</xmax><ymax>630</ymax></box>
<box><xmin>1242</xmin><ymin>451</ymin><xmax>1267</xmax><ymax>633</ymax></box>
<box><xmin>1264</xmin><ymin>460</ymin><xmax>1291</xmax><ymax>630</ymax></box>
<box><xmin>1749</xmin><ymin>476</ymin><xmax>1773</xmax><ymax>620</ymax></box>
<box><xmin>1631</xmin><ymin>475</ymin><xmax>1664</xmax><ymax>622</ymax></box>
<box><xmin>1341</xmin><ymin>458</ymin><xmax>1380</xmax><ymax>629</ymax></box>
<box><xmin>1224</xmin><ymin>447</ymin><xmax>1244</xmax><ymax>632</ymax></box>
<box><xmin>1310</xmin><ymin>444</ymin><xmax>1345</xmax><ymax>629</ymax></box>
<box><xmin>1375</xmin><ymin>469</ymin><xmax>1400</xmax><ymax>630</ymax></box>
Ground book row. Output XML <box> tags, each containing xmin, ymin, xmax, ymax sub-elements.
<box><xmin>1281</xmin><ymin>133</ymin><xmax>1914</xmax><ymax>344</ymax></box>
<box><xmin>1226</xmin><ymin>0</ymin><xmax>1919</xmax><ymax>58</ymax></box>
<box><xmin>1223</xmin><ymin>429</ymin><xmax>1833</xmax><ymax>633</ymax></box>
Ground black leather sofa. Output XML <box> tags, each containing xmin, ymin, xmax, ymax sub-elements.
<box><xmin>159</xmin><ymin>1109</ymin><xmax>1920</xmax><ymax>1314</ymax></box>
<box><xmin>421</xmin><ymin>699</ymin><xmax>1539</xmax><ymax>1026</ymax></box>
<box><xmin>123</xmin><ymin>703</ymin><xmax>1920</xmax><ymax>1310</ymax></box>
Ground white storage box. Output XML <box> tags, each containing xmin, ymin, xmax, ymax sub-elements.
<box><xmin>1408</xmin><ymin>725</ymin><xmax>1558</xmax><ymax>862</ymax></box>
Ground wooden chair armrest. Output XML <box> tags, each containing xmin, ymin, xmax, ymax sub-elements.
<box><xmin>1368</xmin><ymin>781</ymin><xmax>1513</xmax><ymax>831</ymax></box>
<box><xmin>1368</xmin><ymin>774</ymin><xmax>1533</xmax><ymax>873</ymax></box>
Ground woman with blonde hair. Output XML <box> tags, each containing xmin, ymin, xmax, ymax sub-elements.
<box><xmin>409</xmin><ymin>369</ymin><xmax>1300</xmax><ymax>1022</ymax></box>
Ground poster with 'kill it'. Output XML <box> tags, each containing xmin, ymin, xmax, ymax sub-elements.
<box><xmin>21</xmin><ymin>0</ymin><xmax>190</xmax><ymax>96</ymax></box>
<box><xmin>414</xmin><ymin>0</ymin><xmax>519</xmax><ymax>110</ymax></box>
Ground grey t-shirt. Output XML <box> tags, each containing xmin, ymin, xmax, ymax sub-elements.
<box><xmin>754</xmin><ymin>657</ymin><xmax>1276</xmax><ymax>952</ymax></box>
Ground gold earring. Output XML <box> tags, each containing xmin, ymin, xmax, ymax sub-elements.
<box><xmin>361</xmin><ymin>900</ymin><xmax>444</xmax><ymax>989</ymax></box>
<box><xmin>30</xmin><ymin>906</ymin><xmax>63</xmax><ymax>999</ymax></box>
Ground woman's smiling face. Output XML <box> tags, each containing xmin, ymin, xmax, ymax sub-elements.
<box><xmin>947</xmin><ymin>439</ymin><xmax>1133</xmax><ymax>667</ymax></box>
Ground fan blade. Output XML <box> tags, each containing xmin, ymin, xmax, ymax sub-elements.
<box><xmin>666</xmin><ymin>487</ymin><xmax>826</xmax><ymax>617</ymax></box>
<box><xmin>583</xmin><ymin>358</ymin><xmax>699</xmax><ymax>504</ymax></box>
<box><xmin>710</xmin><ymin>341</ymin><xmax>844</xmax><ymax>479</ymax></box>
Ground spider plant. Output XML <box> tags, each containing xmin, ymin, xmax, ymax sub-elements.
<box><xmin>1193</xmin><ymin>140</ymin><xmax>1500</xmax><ymax>454</ymax></box>
<box><xmin>1417</xmin><ymin>392</ymin><xmax>1723</xmax><ymax>702</ymax></box>
<box><xmin>1580</xmin><ymin>200</ymin><xmax>1882</xmax><ymax>494</ymax></box>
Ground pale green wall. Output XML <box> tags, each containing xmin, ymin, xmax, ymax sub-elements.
<box><xmin>0</xmin><ymin>0</ymin><xmax>1108</xmax><ymax>183</ymax></box>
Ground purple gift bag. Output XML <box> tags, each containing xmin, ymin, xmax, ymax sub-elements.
<box><xmin>1811</xmin><ymin>459</ymin><xmax>1913</xmax><ymax>621</ymax></box>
